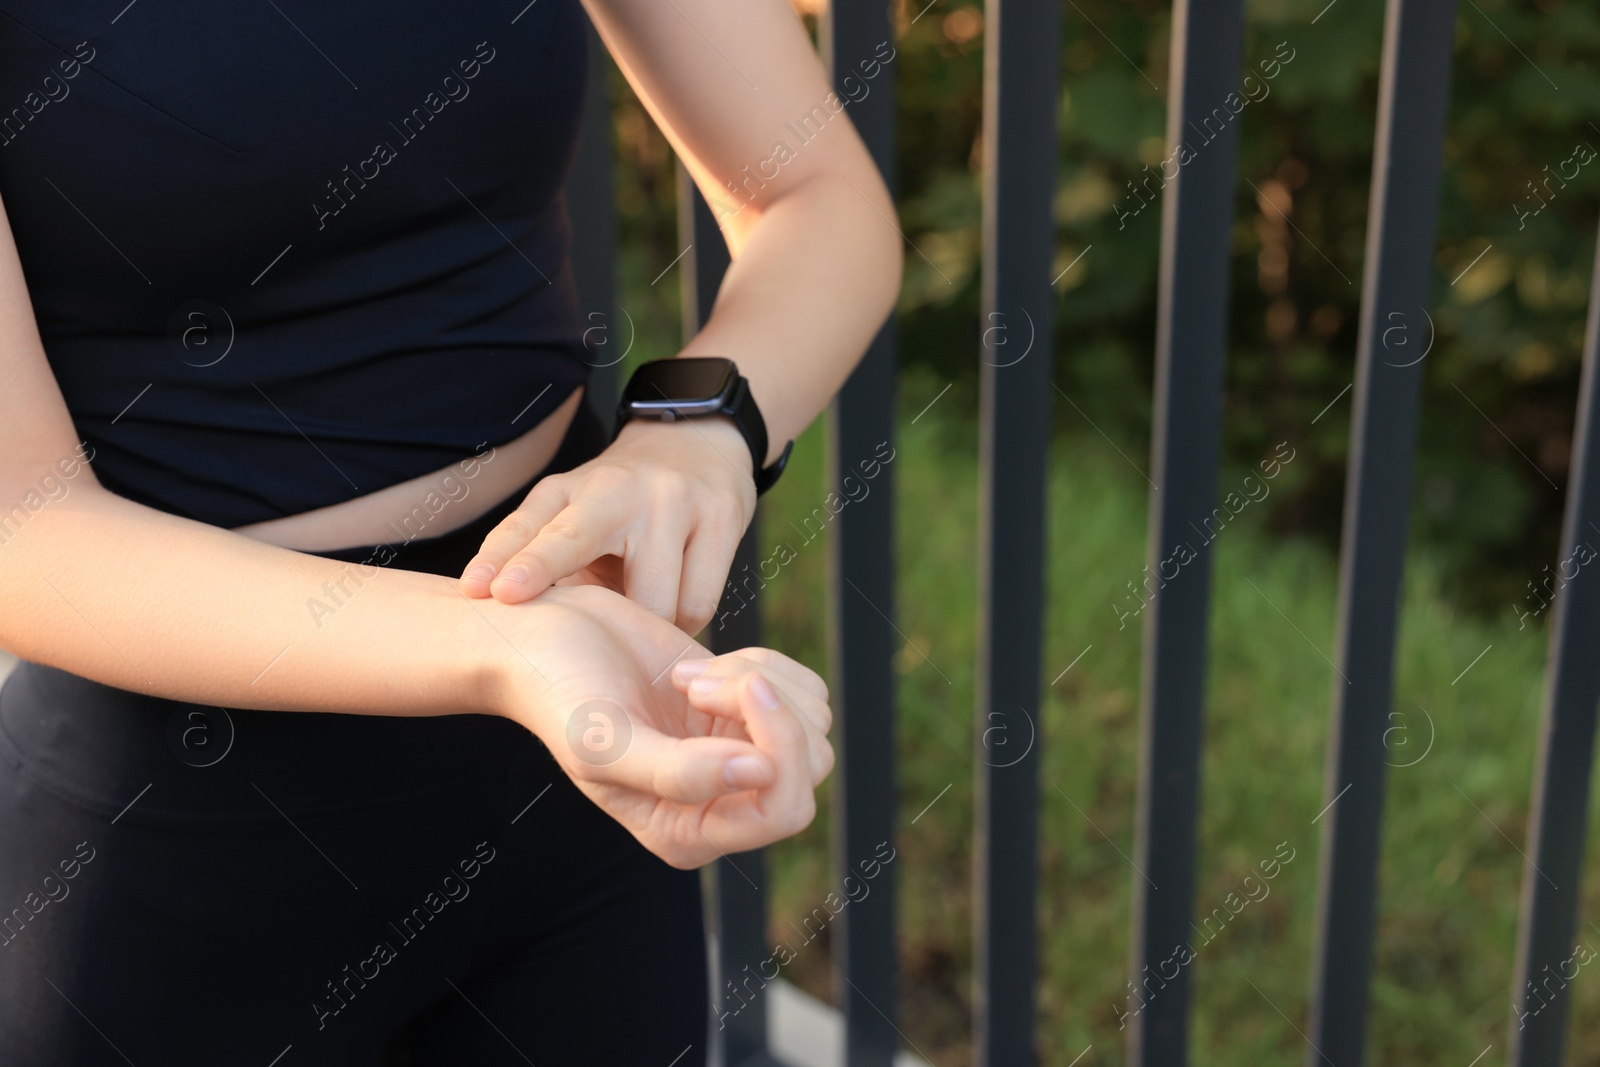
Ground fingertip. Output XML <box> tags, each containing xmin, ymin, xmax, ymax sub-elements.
<box><xmin>489</xmin><ymin>565</ymin><xmax>542</xmax><ymax>603</ymax></box>
<box><xmin>457</xmin><ymin>562</ymin><xmax>493</xmax><ymax>595</ymax></box>
<box><xmin>671</xmin><ymin>656</ymin><xmax>712</xmax><ymax>689</ymax></box>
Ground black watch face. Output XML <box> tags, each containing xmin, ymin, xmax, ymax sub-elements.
<box><xmin>624</xmin><ymin>358</ymin><xmax>737</xmax><ymax>413</ymax></box>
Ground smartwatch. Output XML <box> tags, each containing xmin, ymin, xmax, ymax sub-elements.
<box><xmin>613</xmin><ymin>357</ymin><xmax>793</xmax><ymax>495</ymax></box>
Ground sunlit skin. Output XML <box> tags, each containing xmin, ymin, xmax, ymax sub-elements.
<box><xmin>0</xmin><ymin>0</ymin><xmax>898</xmax><ymax>864</ymax></box>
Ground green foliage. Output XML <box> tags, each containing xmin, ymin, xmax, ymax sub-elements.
<box><xmin>885</xmin><ymin>0</ymin><xmax>1600</xmax><ymax>616</ymax></box>
<box><xmin>755</xmin><ymin>381</ymin><xmax>1598</xmax><ymax>1066</ymax></box>
<box><xmin>609</xmin><ymin>6</ymin><xmax>1600</xmax><ymax>615</ymax></box>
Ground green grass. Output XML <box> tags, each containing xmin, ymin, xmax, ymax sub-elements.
<box><xmin>747</xmin><ymin>368</ymin><xmax>1600</xmax><ymax>1067</ymax></box>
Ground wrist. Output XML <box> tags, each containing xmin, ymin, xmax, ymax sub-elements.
<box><xmin>613</xmin><ymin>357</ymin><xmax>789</xmax><ymax>492</ymax></box>
<box><xmin>461</xmin><ymin>595</ymin><xmax>560</xmax><ymax>725</ymax></box>
<box><xmin>614</xmin><ymin>414</ymin><xmax>758</xmax><ymax>486</ymax></box>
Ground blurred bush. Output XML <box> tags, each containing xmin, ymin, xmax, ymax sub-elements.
<box><xmin>607</xmin><ymin>0</ymin><xmax>1600</xmax><ymax>619</ymax></box>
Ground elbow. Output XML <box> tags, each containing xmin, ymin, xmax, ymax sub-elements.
<box><xmin>878</xmin><ymin>226</ymin><xmax>903</xmax><ymax>327</ymax></box>
<box><xmin>872</xmin><ymin>192</ymin><xmax>903</xmax><ymax>329</ymax></box>
<box><xmin>849</xmin><ymin>165</ymin><xmax>903</xmax><ymax>334</ymax></box>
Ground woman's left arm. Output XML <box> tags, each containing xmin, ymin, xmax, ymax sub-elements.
<box><xmin>459</xmin><ymin>0</ymin><xmax>902</xmax><ymax>631</ymax></box>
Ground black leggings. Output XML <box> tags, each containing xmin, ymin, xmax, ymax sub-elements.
<box><xmin>0</xmin><ymin>404</ymin><xmax>709</xmax><ymax>1066</ymax></box>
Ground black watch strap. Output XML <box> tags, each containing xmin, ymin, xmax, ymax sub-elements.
<box><xmin>720</xmin><ymin>375</ymin><xmax>792</xmax><ymax>495</ymax></box>
<box><xmin>755</xmin><ymin>440</ymin><xmax>793</xmax><ymax>495</ymax></box>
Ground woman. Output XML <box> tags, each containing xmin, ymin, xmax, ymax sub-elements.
<box><xmin>0</xmin><ymin>0</ymin><xmax>899</xmax><ymax>1062</ymax></box>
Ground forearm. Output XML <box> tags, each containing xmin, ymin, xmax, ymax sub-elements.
<box><xmin>0</xmin><ymin>485</ymin><xmax>510</xmax><ymax>717</ymax></box>
<box><xmin>683</xmin><ymin>171</ymin><xmax>902</xmax><ymax>464</ymax></box>
<box><xmin>581</xmin><ymin>0</ymin><xmax>899</xmax><ymax>464</ymax></box>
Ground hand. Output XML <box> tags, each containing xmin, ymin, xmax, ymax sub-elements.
<box><xmin>459</xmin><ymin>416</ymin><xmax>757</xmax><ymax>634</ymax></box>
<box><xmin>483</xmin><ymin>583</ymin><xmax>832</xmax><ymax>868</ymax></box>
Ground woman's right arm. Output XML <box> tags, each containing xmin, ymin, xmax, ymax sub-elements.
<box><xmin>0</xmin><ymin>191</ymin><xmax>833</xmax><ymax>864</ymax></box>
<box><xmin>0</xmin><ymin>193</ymin><xmax>514</xmax><ymax>718</ymax></box>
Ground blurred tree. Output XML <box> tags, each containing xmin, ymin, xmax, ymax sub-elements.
<box><xmin>609</xmin><ymin>0</ymin><xmax>1600</xmax><ymax>616</ymax></box>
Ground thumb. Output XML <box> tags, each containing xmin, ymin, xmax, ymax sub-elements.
<box><xmin>556</xmin><ymin>697</ymin><xmax>774</xmax><ymax>803</ymax></box>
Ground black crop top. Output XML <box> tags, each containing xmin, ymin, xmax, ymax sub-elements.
<box><xmin>0</xmin><ymin>0</ymin><xmax>592</xmax><ymax>527</ymax></box>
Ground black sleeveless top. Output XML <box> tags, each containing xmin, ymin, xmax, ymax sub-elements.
<box><xmin>0</xmin><ymin>0</ymin><xmax>592</xmax><ymax>527</ymax></box>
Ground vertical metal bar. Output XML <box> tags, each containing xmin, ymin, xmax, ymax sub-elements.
<box><xmin>1127</xmin><ymin>0</ymin><xmax>1244</xmax><ymax>1062</ymax></box>
<box><xmin>974</xmin><ymin>0</ymin><xmax>1058</xmax><ymax>1062</ymax></box>
<box><xmin>679</xmin><ymin>166</ymin><xmax>774</xmax><ymax>1067</ymax></box>
<box><xmin>820</xmin><ymin>3</ymin><xmax>900</xmax><ymax>1065</ymax></box>
<box><xmin>1508</xmin><ymin>221</ymin><xmax>1600</xmax><ymax>1066</ymax></box>
<box><xmin>1306</xmin><ymin>1</ymin><xmax>1456</xmax><ymax>1063</ymax></box>
<box><xmin>565</xmin><ymin>18</ymin><xmax>620</xmax><ymax>429</ymax></box>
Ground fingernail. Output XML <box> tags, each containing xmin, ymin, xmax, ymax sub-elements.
<box><xmin>500</xmin><ymin>566</ymin><xmax>530</xmax><ymax>585</ymax></box>
<box><xmin>463</xmin><ymin>564</ymin><xmax>496</xmax><ymax>582</ymax></box>
<box><xmin>690</xmin><ymin>675</ymin><xmax>723</xmax><ymax>699</ymax></box>
<box><xmin>673</xmin><ymin>658</ymin><xmax>711</xmax><ymax>683</ymax></box>
<box><xmin>723</xmin><ymin>754</ymin><xmax>768</xmax><ymax>790</ymax></box>
<box><xmin>749</xmin><ymin>674</ymin><xmax>781</xmax><ymax>712</ymax></box>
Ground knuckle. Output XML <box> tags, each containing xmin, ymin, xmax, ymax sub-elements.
<box><xmin>708</xmin><ymin>495</ymin><xmax>746</xmax><ymax>531</ymax></box>
<box><xmin>490</xmin><ymin>512</ymin><xmax>542</xmax><ymax>545</ymax></box>
<box><xmin>539</xmin><ymin>516</ymin><xmax>588</xmax><ymax>546</ymax></box>
<box><xmin>653</xmin><ymin>469</ymin><xmax>690</xmax><ymax>499</ymax></box>
<box><xmin>786</xmin><ymin>794</ymin><xmax>818</xmax><ymax>835</ymax></box>
<box><xmin>782</xmin><ymin>718</ymin><xmax>809</xmax><ymax>750</ymax></box>
<box><xmin>679</xmin><ymin>599</ymin><xmax>719</xmax><ymax>632</ymax></box>
<box><xmin>730</xmin><ymin>661</ymin><xmax>768</xmax><ymax>690</ymax></box>
<box><xmin>671</xmin><ymin>847</ymin><xmax>709</xmax><ymax>871</ymax></box>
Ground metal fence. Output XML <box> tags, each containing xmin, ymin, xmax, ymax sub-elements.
<box><xmin>563</xmin><ymin>1</ymin><xmax>1600</xmax><ymax>1065</ymax></box>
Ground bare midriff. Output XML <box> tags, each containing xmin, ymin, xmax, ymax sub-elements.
<box><xmin>232</xmin><ymin>388</ymin><xmax>584</xmax><ymax>553</ymax></box>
